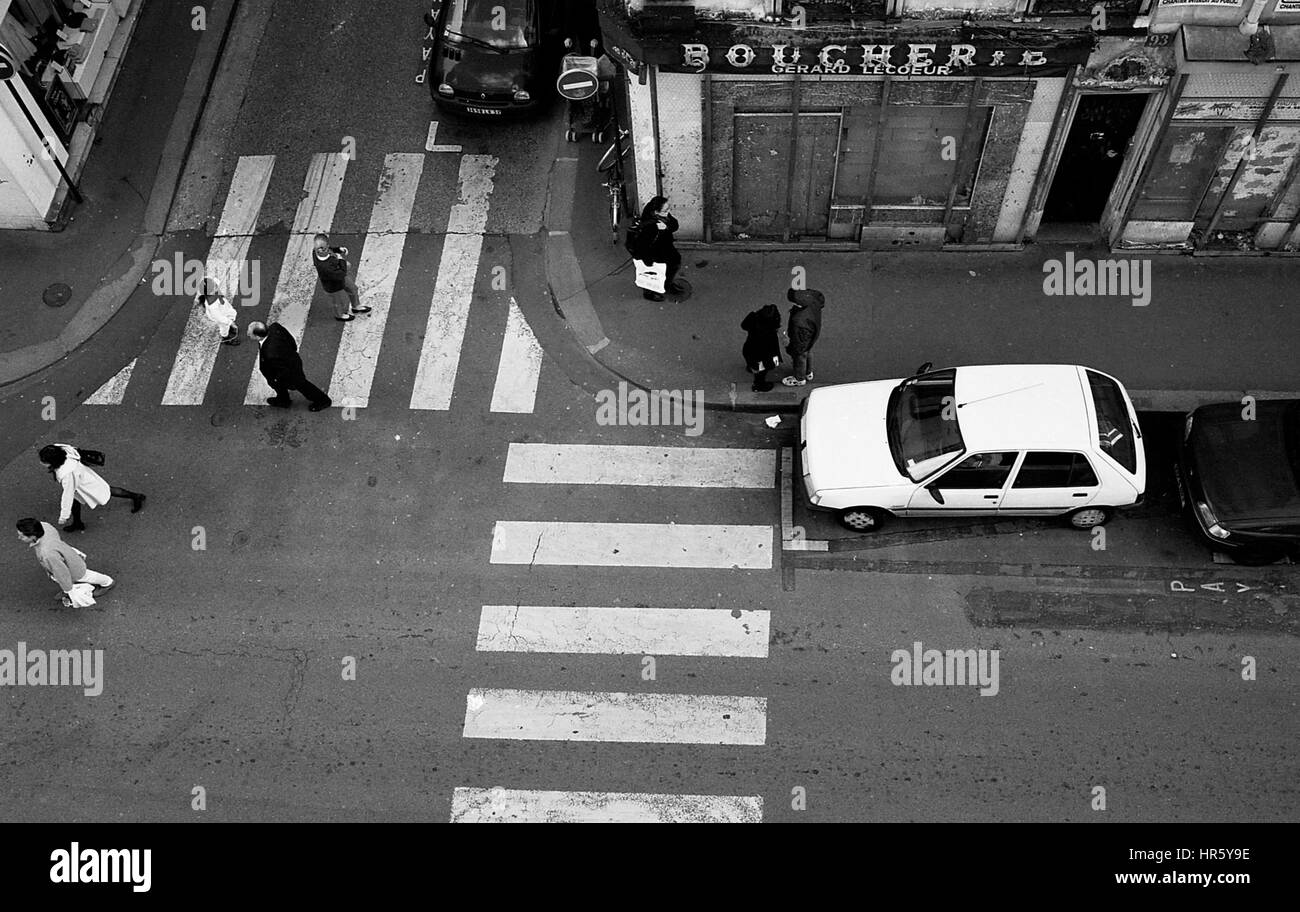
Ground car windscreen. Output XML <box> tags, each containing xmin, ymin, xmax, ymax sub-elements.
<box><xmin>1087</xmin><ymin>370</ymin><xmax>1137</xmax><ymax>474</ymax></box>
<box><xmin>446</xmin><ymin>0</ymin><xmax>535</xmax><ymax>49</ymax></box>
<box><xmin>887</xmin><ymin>368</ymin><xmax>964</xmax><ymax>481</ymax></box>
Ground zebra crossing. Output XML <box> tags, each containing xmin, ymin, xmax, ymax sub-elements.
<box><xmin>86</xmin><ymin>151</ymin><xmax>543</xmax><ymax>413</ymax></box>
<box><xmin>452</xmin><ymin>442</ymin><xmax>776</xmax><ymax>823</ymax></box>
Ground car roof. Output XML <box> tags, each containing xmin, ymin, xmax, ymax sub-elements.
<box><xmin>953</xmin><ymin>364</ymin><xmax>1095</xmax><ymax>453</ymax></box>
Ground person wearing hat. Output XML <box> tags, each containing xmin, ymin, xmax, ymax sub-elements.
<box><xmin>781</xmin><ymin>287</ymin><xmax>825</xmax><ymax>387</ymax></box>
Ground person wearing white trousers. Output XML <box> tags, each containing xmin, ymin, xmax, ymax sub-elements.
<box><xmin>15</xmin><ymin>518</ymin><xmax>115</xmax><ymax>608</ymax></box>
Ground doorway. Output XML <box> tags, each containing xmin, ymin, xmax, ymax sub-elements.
<box><xmin>1043</xmin><ymin>94</ymin><xmax>1149</xmax><ymax>224</ymax></box>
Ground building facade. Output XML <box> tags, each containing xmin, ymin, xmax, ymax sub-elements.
<box><xmin>0</xmin><ymin>0</ymin><xmax>138</xmax><ymax>230</ymax></box>
<box><xmin>600</xmin><ymin>0</ymin><xmax>1300</xmax><ymax>251</ymax></box>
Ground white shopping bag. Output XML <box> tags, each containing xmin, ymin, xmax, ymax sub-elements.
<box><xmin>634</xmin><ymin>260</ymin><xmax>667</xmax><ymax>294</ymax></box>
<box><xmin>66</xmin><ymin>583</ymin><xmax>96</xmax><ymax>608</ymax></box>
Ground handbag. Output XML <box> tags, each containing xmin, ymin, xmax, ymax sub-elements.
<box><xmin>78</xmin><ymin>449</ymin><xmax>105</xmax><ymax>466</ymax></box>
<box><xmin>634</xmin><ymin>260</ymin><xmax>667</xmax><ymax>294</ymax></box>
<box><xmin>66</xmin><ymin>583</ymin><xmax>96</xmax><ymax>608</ymax></box>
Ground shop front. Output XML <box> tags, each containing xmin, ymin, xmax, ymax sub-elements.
<box><xmin>603</xmin><ymin>19</ymin><xmax>1096</xmax><ymax>247</ymax></box>
<box><xmin>1117</xmin><ymin>23</ymin><xmax>1300</xmax><ymax>251</ymax></box>
<box><xmin>0</xmin><ymin>0</ymin><xmax>137</xmax><ymax>229</ymax></box>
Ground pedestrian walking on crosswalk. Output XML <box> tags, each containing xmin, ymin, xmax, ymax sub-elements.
<box><xmin>248</xmin><ymin>321</ymin><xmax>332</xmax><ymax>411</ymax></box>
<box><xmin>37</xmin><ymin>444</ymin><xmax>146</xmax><ymax>533</ymax></box>
<box><xmin>312</xmin><ymin>232</ymin><xmax>371</xmax><ymax>322</ymax></box>
<box><xmin>15</xmin><ymin>518</ymin><xmax>116</xmax><ymax>608</ymax></box>
<box><xmin>197</xmin><ymin>276</ymin><xmax>240</xmax><ymax>346</ymax></box>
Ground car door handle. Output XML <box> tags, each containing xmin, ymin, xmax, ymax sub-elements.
<box><xmin>984</xmin><ymin>494</ymin><xmax>998</xmax><ymax>499</ymax></box>
<box><xmin>1072</xmin><ymin>492</ymin><xmax>1088</xmax><ymax>497</ymax></box>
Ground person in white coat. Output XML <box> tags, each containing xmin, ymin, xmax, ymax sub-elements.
<box><xmin>198</xmin><ymin>276</ymin><xmax>240</xmax><ymax>345</ymax></box>
<box><xmin>38</xmin><ymin>444</ymin><xmax>146</xmax><ymax>533</ymax></box>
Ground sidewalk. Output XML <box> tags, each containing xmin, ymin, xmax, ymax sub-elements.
<box><xmin>548</xmin><ymin>136</ymin><xmax>1300</xmax><ymax>414</ymax></box>
<box><xmin>0</xmin><ymin>0</ymin><xmax>237</xmax><ymax>389</ymax></box>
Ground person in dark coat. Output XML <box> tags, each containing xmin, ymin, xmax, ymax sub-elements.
<box><xmin>632</xmin><ymin>196</ymin><xmax>682</xmax><ymax>302</ymax></box>
<box><xmin>248</xmin><ymin>321</ymin><xmax>332</xmax><ymax>411</ymax></box>
<box><xmin>313</xmin><ymin>233</ymin><xmax>370</xmax><ymax>322</ymax></box>
<box><xmin>741</xmin><ymin>303</ymin><xmax>782</xmax><ymax>392</ymax></box>
<box><xmin>782</xmin><ymin>288</ymin><xmax>825</xmax><ymax>386</ymax></box>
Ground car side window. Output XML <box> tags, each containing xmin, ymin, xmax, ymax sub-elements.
<box><xmin>935</xmin><ymin>452</ymin><xmax>1018</xmax><ymax>489</ymax></box>
<box><xmin>1013</xmin><ymin>452</ymin><xmax>1099</xmax><ymax>488</ymax></box>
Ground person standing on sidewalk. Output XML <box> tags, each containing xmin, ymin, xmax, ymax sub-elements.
<box><xmin>741</xmin><ymin>302</ymin><xmax>782</xmax><ymax>392</ymax></box>
<box><xmin>312</xmin><ymin>233</ymin><xmax>371</xmax><ymax>322</ymax></box>
<box><xmin>248</xmin><ymin>321</ymin><xmax>332</xmax><ymax>412</ymax></box>
<box><xmin>15</xmin><ymin>518</ymin><xmax>115</xmax><ymax>608</ymax></box>
<box><xmin>38</xmin><ymin>444</ymin><xmax>146</xmax><ymax>533</ymax></box>
<box><xmin>781</xmin><ymin>287</ymin><xmax>825</xmax><ymax>387</ymax></box>
<box><xmin>632</xmin><ymin>196</ymin><xmax>682</xmax><ymax>302</ymax></box>
<box><xmin>197</xmin><ymin>276</ymin><xmax>240</xmax><ymax>346</ymax></box>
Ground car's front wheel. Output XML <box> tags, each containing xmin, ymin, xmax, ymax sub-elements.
<box><xmin>1067</xmin><ymin>506</ymin><xmax>1112</xmax><ymax>529</ymax></box>
<box><xmin>839</xmin><ymin>507</ymin><xmax>886</xmax><ymax>533</ymax></box>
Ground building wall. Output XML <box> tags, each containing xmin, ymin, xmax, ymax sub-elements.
<box><xmin>992</xmin><ymin>76</ymin><xmax>1066</xmax><ymax>242</ymax></box>
<box><xmin>0</xmin><ymin>68</ymin><xmax>65</xmax><ymax>229</ymax></box>
<box><xmin>656</xmin><ymin>72</ymin><xmax>705</xmax><ymax>236</ymax></box>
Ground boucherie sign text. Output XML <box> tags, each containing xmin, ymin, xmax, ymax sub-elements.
<box><xmin>670</xmin><ymin>40</ymin><xmax>1085</xmax><ymax>76</ymax></box>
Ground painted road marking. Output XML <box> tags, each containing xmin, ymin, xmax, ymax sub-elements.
<box><xmin>85</xmin><ymin>359</ymin><xmax>137</xmax><ymax>405</ymax></box>
<box><xmin>410</xmin><ymin>154</ymin><xmax>497</xmax><ymax>410</ymax></box>
<box><xmin>450</xmin><ymin>787</ymin><xmax>763</xmax><ymax>823</ymax></box>
<box><xmin>503</xmin><ymin>443</ymin><xmax>776</xmax><ymax>488</ymax></box>
<box><xmin>490</xmin><ymin>521</ymin><xmax>772</xmax><ymax>569</ymax></box>
<box><xmin>489</xmin><ymin>297</ymin><xmax>543</xmax><ymax>413</ymax></box>
<box><xmin>462</xmin><ymin>688</ymin><xmax>767</xmax><ymax>744</ymax></box>
<box><xmin>425</xmin><ymin>121</ymin><xmax>462</xmax><ymax>153</ymax></box>
<box><xmin>162</xmin><ymin>154</ymin><xmax>274</xmax><ymax>405</ymax></box>
<box><xmin>782</xmin><ymin>446</ymin><xmax>828</xmax><ymax>551</ymax></box>
<box><xmin>326</xmin><ymin>153</ymin><xmax>424</xmax><ymax>409</ymax></box>
<box><xmin>245</xmin><ymin>152</ymin><xmax>349</xmax><ymax>404</ymax></box>
<box><xmin>476</xmin><ymin>605</ymin><xmax>770</xmax><ymax>657</ymax></box>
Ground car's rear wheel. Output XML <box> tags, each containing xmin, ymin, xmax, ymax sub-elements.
<box><xmin>1067</xmin><ymin>506</ymin><xmax>1112</xmax><ymax>529</ymax></box>
<box><xmin>839</xmin><ymin>507</ymin><xmax>886</xmax><ymax>533</ymax></box>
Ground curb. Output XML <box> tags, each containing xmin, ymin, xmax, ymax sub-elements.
<box><xmin>0</xmin><ymin>0</ymin><xmax>242</xmax><ymax>391</ymax></box>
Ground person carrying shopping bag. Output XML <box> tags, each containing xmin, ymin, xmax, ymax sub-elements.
<box><xmin>630</xmin><ymin>196</ymin><xmax>683</xmax><ymax>302</ymax></box>
<box><xmin>741</xmin><ymin>302</ymin><xmax>782</xmax><ymax>392</ymax></box>
<box><xmin>38</xmin><ymin>444</ymin><xmax>146</xmax><ymax>533</ymax></box>
<box><xmin>15</xmin><ymin>518</ymin><xmax>115</xmax><ymax>608</ymax></box>
<box><xmin>197</xmin><ymin>276</ymin><xmax>240</xmax><ymax>346</ymax></box>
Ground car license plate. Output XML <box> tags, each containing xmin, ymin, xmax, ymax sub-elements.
<box><xmin>467</xmin><ymin>106</ymin><xmax>501</xmax><ymax>115</ymax></box>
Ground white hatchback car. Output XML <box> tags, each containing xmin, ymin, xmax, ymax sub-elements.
<box><xmin>799</xmin><ymin>364</ymin><xmax>1146</xmax><ymax>532</ymax></box>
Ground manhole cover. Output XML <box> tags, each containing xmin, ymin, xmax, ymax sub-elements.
<box><xmin>43</xmin><ymin>283</ymin><xmax>72</xmax><ymax>307</ymax></box>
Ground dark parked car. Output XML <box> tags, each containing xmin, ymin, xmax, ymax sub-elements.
<box><xmin>425</xmin><ymin>0</ymin><xmax>559</xmax><ymax>116</ymax></box>
<box><xmin>1176</xmin><ymin>399</ymin><xmax>1300</xmax><ymax>564</ymax></box>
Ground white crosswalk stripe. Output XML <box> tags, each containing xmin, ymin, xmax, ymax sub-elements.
<box><xmin>410</xmin><ymin>154</ymin><xmax>497</xmax><ymax>410</ymax></box>
<box><xmin>244</xmin><ymin>152</ymin><xmax>349</xmax><ymax>405</ymax></box>
<box><xmin>450</xmin><ymin>788</ymin><xmax>763</xmax><ymax>823</ymax></box>
<box><xmin>503</xmin><ymin>443</ymin><xmax>776</xmax><ymax>487</ymax></box>
<box><xmin>463</xmin><ymin>688</ymin><xmax>768</xmax><ymax>745</ymax></box>
<box><xmin>489</xmin><ymin>297</ymin><xmax>543</xmax><ymax>413</ymax></box>
<box><xmin>491</xmin><ymin>521</ymin><xmax>773</xmax><ymax>569</ymax></box>
<box><xmin>476</xmin><ymin>605</ymin><xmax>770</xmax><ymax>657</ymax></box>
<box><xmin>85</xmin><ymin>358</ymin><xmax>136</xmax><ymax>405</ymax></box>
<box><xmin>163</xmin><ymin>154</ymin><xmax>274</xmax><ymax>406</ymax></box>
<box><xmin>326</xmin><ymin>153</ymin><xmax>424</xmax><ymax>409</ymax></box>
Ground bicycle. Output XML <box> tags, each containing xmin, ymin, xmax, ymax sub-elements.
<box><xmin>597</xmin><ymin>127</ymin><xmax>631</xmax><ymax>244</ymax></box>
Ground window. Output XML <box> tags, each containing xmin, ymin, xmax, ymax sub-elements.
<box><xmin>887</xmin><ymin>368</ymin><xmax>965</xmax><ymax>481</ymax></box>
<box><xmin>1012</xmin><ymin>452</ymin><xmax>1100</xmax><ymax>488</ymax></box>
<box><xmin>935</xmin><ymin>452</ymin><xmax>1018</xmax><ymax>489</ymax></box>
<box><xmin>445</xmin><ymin>0</ymin><xmax>535</xmax><ymax>49</ymax></box>
<box><xmin>1087</xmin><ymin>370</ymin><xmax>1138</xmax><ymax>474</ymax></box>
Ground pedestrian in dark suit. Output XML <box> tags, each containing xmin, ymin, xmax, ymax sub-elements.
<box><xmin>741</xmin><ymin>303</ymin><xmax>782</xmax><ymax>392</ymax></box>
<box><xmin>247</xmin><ymin>321</ymin><xmax>332</xmax><ymax>411</ymax></box>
